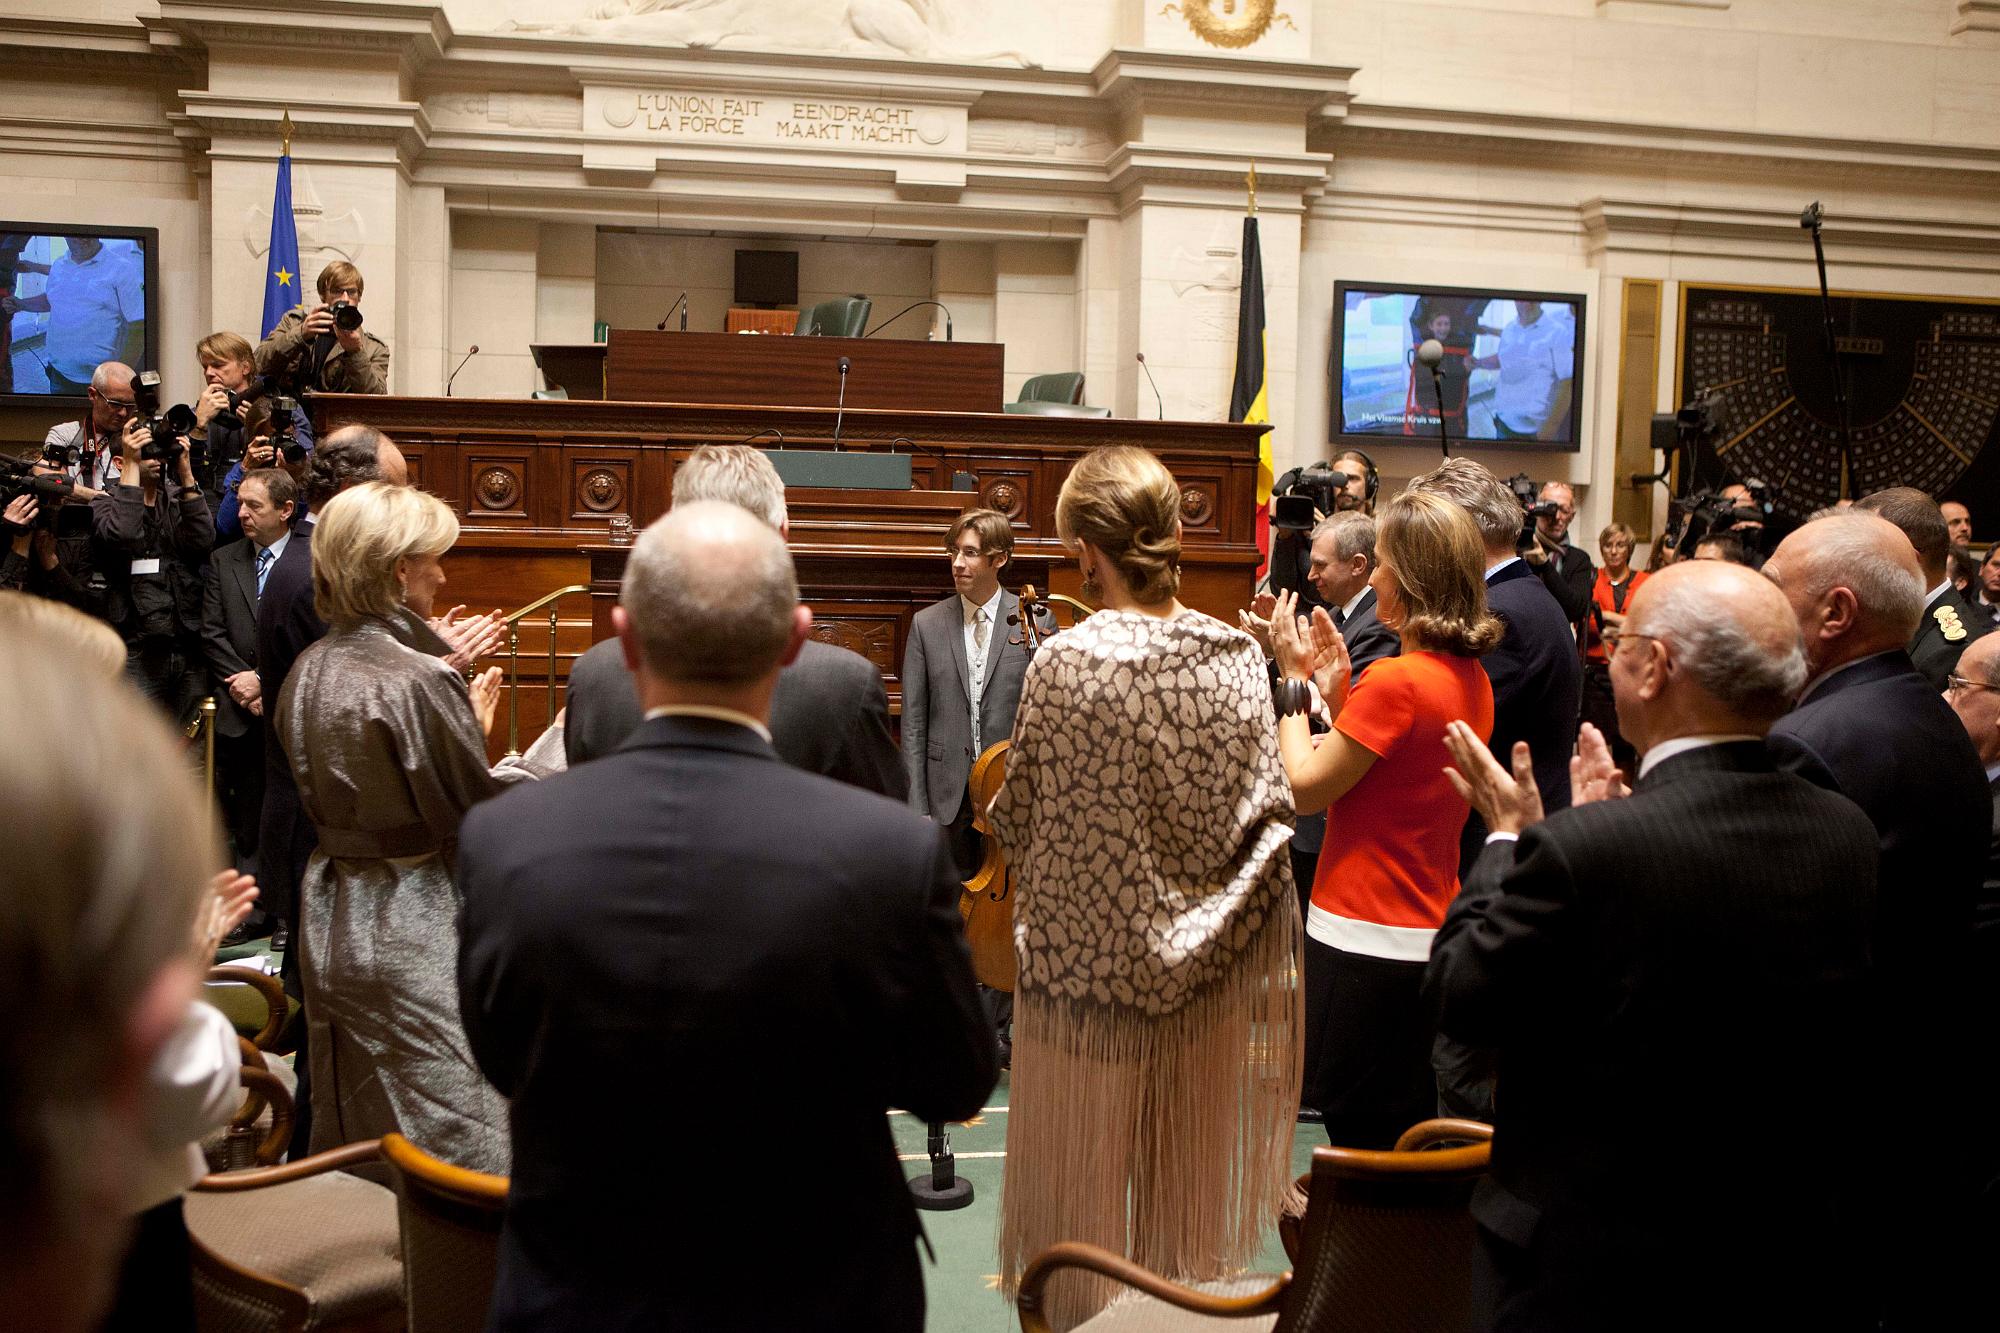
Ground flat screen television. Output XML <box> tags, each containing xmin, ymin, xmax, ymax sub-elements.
<box><xmin>734</xmin><ymin>249</ymin><xmax>798</xmax><ymax>307</ymax></box>
<box><xmin>1331</xmin><ymin>282</ymin><xmax>1585</xmax><ymax>451</ymax></box>
<box><xmin>2</xmin><ymin>223</ymin><xmax>161</xmax><ymax>405</ymax></box>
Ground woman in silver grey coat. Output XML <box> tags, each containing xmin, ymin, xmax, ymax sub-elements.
<box><xmin>276</xmin><ymin>481</ymin><xmax>555</xmax><ymax>1172</ymax></box>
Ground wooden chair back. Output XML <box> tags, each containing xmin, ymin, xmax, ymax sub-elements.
<box><xmin>379</xmin><ymin>1133</ymin><xmax>510</xmax><ymax>1333</ymax></box>
<box><xmin>1275</xmin><ymin>1132</ymin><xmax>1491</xmax><ymax>1332</ymax></box>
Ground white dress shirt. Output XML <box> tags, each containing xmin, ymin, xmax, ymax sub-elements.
<box><xmin>962</xmin><ymin>586</ymin><xmax>1002</xmax><ymax>751</ymax></box>
<box><xmin>642</xmin><ymin>703</ymin><xmax>773</xmax><ymax>743</ymax></box>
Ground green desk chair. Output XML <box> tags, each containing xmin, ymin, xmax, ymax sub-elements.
<box><xmin>794</xmin><ymin>295</ymin><xmax>872</xmax><ymax>338</ymax></box>
<box><xmin>1017</xmin><ymin>372</ymin><xmax>1085</xmax><ymax>405</ymax></box>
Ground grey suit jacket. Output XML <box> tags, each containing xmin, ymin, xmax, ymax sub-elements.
<box><xmin>199</xmin><ymin>536</ymin><xmax>262</xmax><ymax>738</ymax></box>
<box><xmin>901</xmin><ymin>590</ymin><xmax>1040</xmax><ymax>819</ymax></box>
<box><xmin>562</xmin><ymin>635</ymin><xmax>906</xmax><ymax>800</ymax></box>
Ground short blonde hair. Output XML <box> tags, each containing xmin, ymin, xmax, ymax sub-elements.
<box><xmin>1376</xmin><ymin>490</ymin><xmax>1504</xmax><ymax>657</ymax></box>
<box><xmin>1599</xmin><ymin>522</ymin><xmax>1635</xmax><ymax>549</ymax></box>
<box><xmin>310</xmin><ymin>481</ymin><xmax>458</xmax><ymax>627</ymax></box>
<box><xmin>195</xmin><ymin>331</ymin><xmax>254</xmax><ymax>370</ymax></box>
<box><xmin>1055</xmin><ymin>446</ymin><xmax>1182</xmax><ymax>604</ymax></box>
<box><xmin>317</xmin><ymin>260</ymin><xmax>363</xmax><ymax>301</ymax></box>
<box><xmin>0</xmin><ymin>592</ymin><xmax>125</xmax><ymax>680</ymax></box>
<box><xmin>0</xmin><ymin>619</ymin><xmax>218</xmax><ymax>1281</ymax></box>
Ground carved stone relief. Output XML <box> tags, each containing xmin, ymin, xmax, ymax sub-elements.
<box><xmin>424</xmin><ymin>92</ymin><xmax>585</xmax><ymax>132</ymax></box>
<box><xmin>967</xmin><ymin>118</ymin><xmax>1107</xmax><ymax>160</ymax></box>
<box><xmin>491</xmin><ymin>0</ymin><xmax>1038</xmax><ymax>67</ymax></box>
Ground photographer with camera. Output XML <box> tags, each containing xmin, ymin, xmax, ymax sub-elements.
<box><xmin>255</xmin><ymin>261</ymin><xmax>389</xmax><ymax>397</ymax></box>
<box><xmin>1516</xmin><ymin>478</ymin><xmax>1595</xmax><ymax>629</ymax></box>
<box><xmin>43</xmin><ymin>360</ymin><xmax>142</xmax><ymax>492</ymax></box>
<box><xmin>188</xmin><ymin>332</ymin><xmax>286</xmax><ymax>507</ymax></box>
<box><xmin>91</xmin><ymin>384</ymin><xmax>216</xmax><ymax>718</ymax></box>
<box><xmin>2</xmin><ymin>461</ymin><xmax>103</xmax><ymax>615</ymax></box>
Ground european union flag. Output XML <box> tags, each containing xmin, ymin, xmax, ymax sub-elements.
<box><xmin>261</xmin><ymin>151</ymin><xmax>301</xmax><ymax>339</ymax></box>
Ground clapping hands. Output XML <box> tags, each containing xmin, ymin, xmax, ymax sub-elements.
<box><xmin>1268</xmin><ymin>589</ymin><xmax>1351</xmax><ymax>718</ymax></box>
<box><xmin>196</xmin><ymin>869</ymin><xmax>260</xmax><ymax>959</ymax></box>
<box><xmin>1441</xmin><ymin>721</ymin><xmax>1545</xmax><ymax>837</ymax></box>
<box><xmin>432</xmin><ymin>605</ymin><xmax>506</xmax><ymax>672</ymax></box>
<box><xmin>1570</xmin><ymin>723</ymin><xmax>1630</xmax><ymax>806</ymax></box>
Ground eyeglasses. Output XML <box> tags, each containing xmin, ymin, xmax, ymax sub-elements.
<box><xmin>1946</xmin><ymin>674</ymin><xmax>2000</xmax><ymax>699</ymax></box>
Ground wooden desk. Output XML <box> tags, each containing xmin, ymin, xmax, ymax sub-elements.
<box><xmin>604</xmin><ymin>329</ymin><xmax>1004</xmax><ymax>412</ymax></box>
<box><xmin>726</xmin><ymin>308</ymin><xmax>798</xmax><ymax>334</ymax></box>
<box><xmin>312</xmin><ymin>394</ymin><xmax>1267</xmax><ymax>756</ymax></box>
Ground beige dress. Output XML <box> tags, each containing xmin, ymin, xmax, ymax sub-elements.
<box><xmin>990</xmin><ymin>608</ymin><xmax>1302</xmax><ymax>1330</ymax></box>
<box><xmin>277</xmin><ymin>610</ymin><xmax>547</xmax><ymax>1173</ymax></box>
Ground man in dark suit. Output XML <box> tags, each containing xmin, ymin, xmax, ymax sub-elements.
<box><xmin>199</xmin><ymin>467</ymin><xmax>296</xmax><ymax>879</ymax></box>
<box><xmin>1430</xmin><ymin>559</ymin><xmax>1879</xmax><ymax>1332</ymax></box>
<box><xmin>457</xmin><ymin>500</ymin><xmax>996</xmax><ymax>1332</ymax></box>
<box><xmin>902</xmin><ymin>508</ymin><xmax>1045</xmax><ymax>872</ymax></box>
<box><xmin>562</xmin><ymin>444</ymin><xmax>904</xmax><ymax>800</ymax></box>
<box><xmin>1308</xmin><ymin>511</ymin><xmax>1399</xmax><ymax>678</ymax></box>
<box><xmin>1855</xmin><ymin>485</ymin><xmax>1992</xmax><ymax>692</ymax></box>
<box><xmin>1763</xmin><ymin>512</ymin><xmax>1989</xmax><ymax>1329</ymax></box>
<box><xmin>1945</xmin><ymin>630</ymin><xmax>2000</xmax><ymax>967</ymax></box>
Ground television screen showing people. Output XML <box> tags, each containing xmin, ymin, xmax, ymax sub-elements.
<box><xmin>1</xmin><ymin>230</ymin><xmax>151</xmax><ymax>397</ymax></box>
<box><xmin>1334</xmin><ymin>285</ymin><xmax>1582</xmax><ymax>447</ymax></box>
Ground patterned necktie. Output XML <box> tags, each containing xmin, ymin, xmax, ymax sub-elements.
<box><xmin>970</xmin><ymin>607</ymin><xmax>989</xmax><ymax>752</ymax></box>
<box><xmin>255</xmin><ymin>546</ymin><xmax>274</xmax><ymax>599</ymax></box>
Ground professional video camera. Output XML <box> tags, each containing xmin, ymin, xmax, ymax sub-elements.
<box><xmin>1270</xmin><ymin>461</ymin><xmax>1363</xmax><ymax>534</ymax></box>
<box><xmin>0</xmin><ymin>456</ymin><xmax>77</xmax><ymax>526</ymax></box>
<box><xmin>131</xmin><ymin>370</ymin><xmax>201</xmax><ymax>465</ymax></box>
<box><xmin>1506</xmin><ymin>473</ymin><xmax>1562</xmax><ymax>550</ymax></box>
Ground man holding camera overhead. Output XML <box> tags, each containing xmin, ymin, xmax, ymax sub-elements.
<box><xmin>91</xmin><ymin>389</ymin><xmax>215</xmax><ymax>719</ymax></box>
<box><xmin>255</xmin><ymin>260</ymin><xmax>390</xmax><ymax>396</ymax></box>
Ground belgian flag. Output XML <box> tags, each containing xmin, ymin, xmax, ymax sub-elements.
<box><xmin>1228</xmin><ymin>213</ymin><xmax>1273</xmax><ymax>573</ymax></box>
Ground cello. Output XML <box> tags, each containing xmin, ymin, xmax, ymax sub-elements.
<box><xmin>957</xmin><ymin>583</ymin><xmax>1094</xmax><ymax>992</ymax></box>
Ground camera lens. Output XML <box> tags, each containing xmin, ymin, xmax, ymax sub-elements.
<box><xmin>333</xmin><ymin>302</ymin><xmax>363</xmax><ymax>332</ymax></box>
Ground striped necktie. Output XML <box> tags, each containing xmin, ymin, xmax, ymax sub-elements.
<box><xmin>255</xmin><ymin>546</ymin><xmax>274</xmax><ymax>599</ymax></box>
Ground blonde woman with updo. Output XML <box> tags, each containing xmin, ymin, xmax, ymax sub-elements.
<box><xmin>276</xmin><ymin>482</ymin><xmax>551</xmax><ymax>1173</ymax></box>
<box><xmin>991</xmin><ymin>445</ymin><xmax>1301</xmax><ymax>1329</ymax></box>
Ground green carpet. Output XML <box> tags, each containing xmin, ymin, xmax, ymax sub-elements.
<box><xmin>891</xmin><ymin>1074</ymin><xmax>1323</xmax><ymax>1331</ymax></box>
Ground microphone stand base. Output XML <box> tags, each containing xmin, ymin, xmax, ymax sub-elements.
<box><xmin>908</xmin><ymin>1120</ymin><xmax>976</xmax><ymax>1211</ymax></box>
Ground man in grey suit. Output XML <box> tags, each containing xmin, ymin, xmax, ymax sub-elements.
<box><xmin>901</xmin><ymin>508</ymin><xmax>1043</xmax><ymax>875</ymax></box>
<box><xmin>198</xmin><ymin>467</ymin><xmax>296</xmax><ymax>876</ymax></box>
<box><xmin>563</xmin><ymin>445</ymin><xmax>905</xmax><ymax>801</ymax></box>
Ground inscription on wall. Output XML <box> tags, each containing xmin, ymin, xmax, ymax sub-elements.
<box><xmin>585</xmin><ymin>86</ymin><xmax>966</xmax><ymax>153</ymax></box>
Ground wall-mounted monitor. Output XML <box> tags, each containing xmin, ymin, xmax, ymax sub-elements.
<box><xmin>734</xmin><ymin>249</ymin><xmax>798</xmax><ymax>307</ymax></box>
<box><xmin>2</xmin><ymin>223</ymin><xmax>161</xmax><ymax>405</ymax></box>
<box><xmin>1332</xmin><ymin>282</ymin><xmax>1585</xmax><ymax>451</ymax></box>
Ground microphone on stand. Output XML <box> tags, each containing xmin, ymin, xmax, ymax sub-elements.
<box><xmin>1416</xmin><ymin>339</ymin><xmax>1450</xmax><ymax>457</ymax></box>
<box><xmin>1135</xmin><ymin>351</ymin><xmax>1165</xmax><ymax>420</ymax></box>
<box><xmin>832</xmin><ymin>356</ymin><xmax>851</xmax><ymax>451</ymax></box>
<box><xmin>446</xmin><ymin>344</ymin><xmax>480</xmax><ymax>398</ymax></box>
<box><xmin>864</xmin><ymin>300</ymin><xmax>955</xmax><ymax>341</ymax></box>
<box><xmin>655</xmin><ymin>291</ymin><xmax>689</xmax><ymax>332</ymax></box>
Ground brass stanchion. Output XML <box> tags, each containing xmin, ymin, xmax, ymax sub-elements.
<box><xmin>201</xmin><ymin>696</ymin><xmax>218</xmax><ymax>799</ymax></box>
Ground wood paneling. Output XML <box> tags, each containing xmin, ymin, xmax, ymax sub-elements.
<box><xmin>318</xmin><ymin>394</ymin><xmax>1269</xmax><ymax>756</ymax></box>
<box><xmin>1615</xmin><ymin>279</ymin><xmax>1663</xmax><ymax>541</ymax></box>
<box><xmin>603</xmin><ymin>330</ymin><xmax>1005</xmax><ymax>412</ymax></box>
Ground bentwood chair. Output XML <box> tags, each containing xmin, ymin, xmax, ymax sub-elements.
<box><xmin>380</xmin><ymin>1133</ymin><xmax>509</xmax><ymax>1333</ymax></box>
<box><xmin>794</xmin><ymin>295</ymin><xmax>872</xmax><ymax>337</ymax></box>
<box><xmin>200</xmin><ymin>964</ymin><xmax>296</xmax><ymax>1171</ymax></box>
<box><xmin>1017</xmin><ymin>1119</ymin><xmax>1492</xmax><ymax>1333</ymax></box>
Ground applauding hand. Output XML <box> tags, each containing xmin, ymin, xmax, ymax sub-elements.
<box><xmin>1442</xmin><ymin>721</ymin><xmax>1545</xmax><ymax>836</ymax></box>
<box><xmin>1571</xmin><ymin>723</ymin><xmax>1631</xmax><ymax>806</ymax></box>
<box><xmin>433</xmin><ymin>605</ymin><xmax>506</xmax><ymax>672</ymax></box>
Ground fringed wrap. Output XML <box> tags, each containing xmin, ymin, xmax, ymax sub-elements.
<box><xmin>992</xmin><ymin>610</ymin><xmax>1304</xmax><ymax>1332</ymax></box>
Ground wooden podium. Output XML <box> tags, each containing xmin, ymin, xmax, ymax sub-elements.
<box><xmin>312</xmin><ymin>393</ymin><xmax>1266</xmax><ymax>757</ymax></box>
<box><xmin>604</xmin><ymin>329</ymin><xmax>1004</xmax><ymax>412</ymax></box>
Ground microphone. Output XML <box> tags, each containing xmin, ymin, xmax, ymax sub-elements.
<box><xmin>832</xmin><ymin>356</ymin><xmax>851</xmax><ymax>450</ymax></box>
<box><xmin>864</xmin><ymin>300</ymin><xmax>955</xmax><ymax>341</ymax></box>
<box><xmin>1135</xmin><ymin>352</ymin><xmax>1164</xmax><ymax>420</ymax></box>
<box><xmin>1799</xmin><ymin>202</ymin><xmax>1824</xmax><ymax>232</ymax></box>
<box><xmin>1416</xmin><ymin>339</ymin><xmax>1450</xmax><ymax>457</ymax></box>
<box><xmin>446</xmin><ymin>344</ymin><xmax>479</xmax><ymax>397</ymax></box>
<box><xmin>739</xmin><ymin>427</ymin><xmax>785</xmax><ymax>446</ymax></box>
<box><xmin>655</xmin><ymin>291</ymin><xmax>689</xmax><ymax>331</ymax></box>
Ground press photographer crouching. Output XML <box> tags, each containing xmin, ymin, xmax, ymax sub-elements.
<box><xmin>92</xmin><ymin>381</ymin><xmax>216</xmax><ymax>719</ymax></box>
<box><xmin>2</xmin><ymin>452</ymin><xmax>105</xmax><ymax>615</ymax></box>
<box><xmin>255</xmin><ymin>260</ymin><xmax>389</xmax><ymax>397</ymax></box>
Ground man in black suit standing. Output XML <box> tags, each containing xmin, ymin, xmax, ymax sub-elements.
<box><xmin>1763</xmin><ymin>511</ymin><xmax>1989</xmax><ymax>1330</ymax></box>
<box><xmin>1430</xmin><ymin>559</ymin><xmax>1879</xmax><ymax>1332</ymax></box>
<box><xmin>564</xmin><ymin>445</ymin><xmax>904</xmax><ymax>799</ymax></box>
<box><xmin>1946</xmin><ymin>629</ymin><xmax>2000</xmax><ymax>960</ymax></box>
<box><xmin>199</xmin><ymin>467</ymin><xmax>296</xmax><ymax>878</ymax></box>
<box><xmin>1308</xmin><ymin>511</ymin><xmax>1399</xmax><ymax>679</ymax></box>
<box><xmin>457</xmin><ymin>500</ymin><xmax>996</xmax><ymax>1332</ymax></box>
<box><xmin>1854</xmin><ymin>485</ymin><xmax>1992</xmax><ymax>692</ymax></box>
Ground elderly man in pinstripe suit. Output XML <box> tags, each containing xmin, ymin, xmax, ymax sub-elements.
<box><xmin>1428</xmin><ymin>559</ymin><xmax>1879</xmax><ymax>1333</ymax></box>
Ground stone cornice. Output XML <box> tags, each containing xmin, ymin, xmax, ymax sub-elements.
<box><xmin>1329</xmin><ymin>103</ymin><xmax>2000</xmax><ymax>182</ymax></box>
<box><xmin>1583</xmin><ymin>198</ymin><xmax>2000</xmax><ymax>262</ymax></box>
<box><xmin>1106</xmin><ymin>144</ymin><xmax>1331</xmax><ymax>209</ymax></box>
<box><xmin>0</xmin><ymin>15</ymin><xmax>177</xmax><ymax>70</ymax></box>
<box><xmin>151</xmin><ymin>0</ymin><xmax>451</xmax><ymax>64</ymax></box>
<box><xmin>1092</xmin><ymin>47</ymin><xmax>1354</xmax><ymax>116</ymax></box>
<box><xmin>179</xmin><ymin>91</ymin><xmax>431</xmax><ymax>165</ymax></box>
